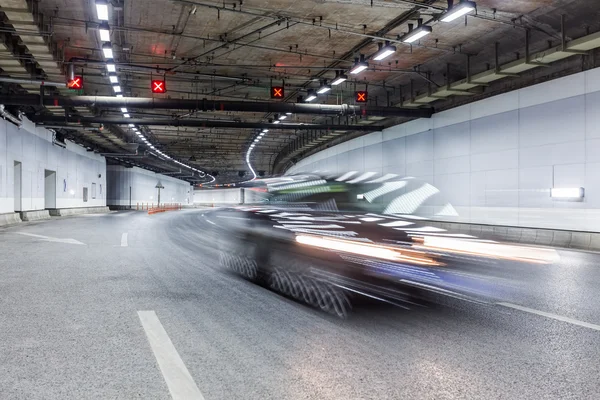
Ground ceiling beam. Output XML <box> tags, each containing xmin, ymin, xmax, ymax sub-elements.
<box><xmin>2</xmin><ymin>94</ymin><xmax>433</xmax><ymax>118</ymax></box>
<box><xmin>31</xmin><ymin>115</ymin><xmax>384</xmax><ymax>131</ymax></box>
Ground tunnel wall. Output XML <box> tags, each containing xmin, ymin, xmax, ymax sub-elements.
<box><xmin>288</xmin><ymin>67</ymin><xmax>600</xmax><ymax>232</ymax></box>
<box><xmin>106</xmin><ymin>165</ymin><xmax>192</xmax><ymax>208</ymax></box>
<box><xmin>0</xmin><ymin>118</ymin><xmax>107</xmax><ymax>214</ymax></box>
<box><xmin>193</xmin><ymin>188</ymin><xmax>242</xmax><ymax>204</ymax></box>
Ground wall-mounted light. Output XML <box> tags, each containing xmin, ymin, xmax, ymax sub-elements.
<box><xmin>373</xmin><ymin>42</ymin><xmax>397</xmax><ymax>61</ymax></box>
<box><xmin>440</xmin><ymin>0</ymin><xmax>477</xmax><ymax>22</ymax></box>
<box><xmin>401</xmin><ymin>24</ymin><xmax>432</xmax><ymax>43</ymax></box>
<box><xmin>350</xmin><ymin>55</ymin><xmax>368</xmax><ymax>75</ymax></box>
<box><xmin>551</xmin><ymin>187</ymin><xmax>584</xmax><ymax>199</ymax></box>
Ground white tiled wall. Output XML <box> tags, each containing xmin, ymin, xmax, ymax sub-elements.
<box><xmin>288</xmin><ymin>66</ymin><xmax>600</xmax><ymax>231</ymax></box>
<box><xmin>0</xmin><ymin>118</ymin><xmax>107</xmax><ymax>214</ymax></box>
<box><xmin>107</xmin><ymin>165</ymin><xmax>192</xmax><ymax>207</ymax></box>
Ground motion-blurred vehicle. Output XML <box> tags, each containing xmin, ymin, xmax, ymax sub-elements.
<box><xmin>217</xmin><ymin>173</ymin><xmax>558</xmax><ymax>317</ymax></box>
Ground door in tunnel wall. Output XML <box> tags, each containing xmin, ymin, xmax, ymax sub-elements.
<box><xmin>44</xmin><ymin>169</ymin><xmax>56</xmax><ymax>209</ymax></box>
<box><xmin>13</xmin><ymin>161</ymin><xmax>21</xmax><ymax>212</ymax></box>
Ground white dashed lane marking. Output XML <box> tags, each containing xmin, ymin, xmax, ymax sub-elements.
<box><xmin>498</xmin><ymin>302</ymin><xmax>600</xmax><ymax>331</ymax></box>
<box><xmin>138</xmin><ymin>311</ymin><xmax>205</xmax><ymax>400</ymax></box>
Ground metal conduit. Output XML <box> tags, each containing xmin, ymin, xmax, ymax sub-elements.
<box><xmin>0</xmin><ymin>77</ymin><xmax>67</xmax><ymax>87</ymax></box>
<box><xmin>31</xmin><ymin>116</ymin><xmax>384</xmax><ymax>131</ymax></box>
<box><xmin>3</xmin><ymin>95</ymin><xmax>433</xmax><ymax>118</ymax></box>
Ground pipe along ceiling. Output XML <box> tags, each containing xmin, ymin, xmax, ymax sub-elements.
<box><xmin>0</xmin><ymin>95</ymin><xmax>433</xmax><ymax>118</ymax></box>
<box><xmin>31</xmin><ymin>116</ymin><xmax>384</xmax><ymax>131</ymax></box>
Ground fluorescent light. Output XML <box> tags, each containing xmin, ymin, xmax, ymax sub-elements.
<box><xmin>262</xmin><ymin>129</ymin><xmax>269</xmax><ymax>133</ymax></box>
<box><xmin>128</xmin><ymin>123</ymin><xmax>134</xmax><ymax>127</ymax></box>
<box><xmin>401</xmin><ymin>25</ymin><xmax>432</xmax><ymax>43</ymax></box>
<box><xmin>116</xmin><ymin>94</ymin><xmax>123</xmax><ymax>98</ymax></box>
<box><xmin>350</xmin><ymin>61</ymin><xmax>368</xmax><ymax>75</ymax></box>
<box><xmin>331</xmin><ymin>73</ymin><xmax>348</xmax><ymax>85</ymax></box>
<box><xmin>373</xmin><ymin>44</ymin><xmax>397</xmax><ymax>61</ymax></box>
<box><xmin>113</xmin><ymin>85</ymin><xmax>121</xmax><ymax>93</ymax></box>
<box><xmin>99</xmin><ymin>23</ymin><xmax>110</xmax><ymax>41</ymax></box>
<box><xmin>102</xmin><ymin>43</ymin><xmax>113</xmax><ymax>59</ymax></box>
<box><xmin>317</xmin><ymin>85</ymin><xmax>331</xmax><ymax>94</ymax></box>
<box><xmin>286</xmin><ymin>112</ymin><xmax>292</xmax><ymax>115</ymax></box>
<box><xmin>259</xmin><ymin>133</ymin><xmax>265</xmax><ymax>137</ymax></box>
<box><xmin>106</xmin><ymin>63</ymin><xmax>116</xmax><ymax>72</ymax></box>
<box><xmin>278</xmin><ymin>114</ymin><xmax>287</xmax><ymax>120</ymax></box>
<box><xmin>551</xmin><ymin>187</ymin><xmax>584</xmax><ymax>199</ymax></box>
<box><xmin>305</xmin><ymin>89</ymin><xmax>317</xmax><ymax>102</ymax></box>
<box><xmin>136</xmin><ymin>132</ymin><xmax>142</xmax><ymax>136</ymax></box>
<box><xmin>109</xmin><ymin>75</ymin><xmax>118</xmax><ymax>83</ymax></box>
<box><xmin>123</xmin><ymin>113</ymin><xmax>130</xmax><ymax>118</ymax></box>
<box><xmin>96</xmin><ymin>1</ymin><xmax>109</xmax><ymax>21</ymax></box>
<box><xmin>440</xmin><ymin>1</ymin><xmax>476</xmax><ymax>22</ymax></box>
<box><xmin>121</xmin><ymin>107</ymin><xmax>128</xmax><ymax>113</ymax></box>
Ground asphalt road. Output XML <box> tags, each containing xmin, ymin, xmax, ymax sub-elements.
<box><xmin>1</xmin><ymin>209</ymin><xmax>600</xmax><ymax>399</ymax></box>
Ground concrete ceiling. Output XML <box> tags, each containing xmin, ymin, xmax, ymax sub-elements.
<box><xmin>0</xmin><ymin>0</ymin><xmax>598</xmax><ymax>183</ymax></box>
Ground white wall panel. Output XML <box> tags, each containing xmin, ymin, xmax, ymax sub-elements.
<box><xmin>433</xmin><ymin>104</ymin><xmax>470</xmax><ymax>129</ymax></box>
<box><xmin>519</xmin><ymin>140</ymin><xmax>585</xmax><ymax>168</ymax></box>
<box><xmin>585</xmin><ymin>92</ymin><xmax>600</xmax><ymax>139</ymax></box>
<box><xmin>0</xmin><ymin>119</ymin><xmax>107</xmax><ymax>214</ymax></box>
<box><xmin>406</xmin><ymin>130</ymin><xmax>433</xmax><ymax>163</ymax></box>
<box><xmin>519</xmin><ymin>72</ymin><xmax>585</xmax><ymax>108</ymax></box>
<box><xmin>519</xmin><ymin>96</ymin><xmax>585</xmax><ymax>147</ymax></box>
<box><xmin>288</xmin><ymin>66</ymin><xmax>600</xmax><ymax>231</ymax></box>
<box><xmin>433</xmin><ymin>122</ymin><xmax>470</xmax><ymax>159</ymax></box>
<box><xmin>434</xmin><ymin>155</ymin><xmax>470</xmax><ymax>175</ymax></box>
<box><xmin>485</xmin><ymin>169</ymin><xmax>519</xmax><ymax>207</ymax></box>
<box><xmin>382</xmin><ymin>137</ymin><xmax>405</xmax><ymax>167</ymax></box>
<box><xmin>363</xmin><ymin>143</ymin><xmax>382</xmax><ymax>169</ymax></box>
<box><xmin>470</xmin><ymin>111</ymin><xmax>519</xmax><ymax>154</ymax></box>
<box><xmin>470</xmin><ymin>91</ymin><xmax>519</xmax><ymax>120</ymax></box>
<box><xmin>406</xmin><ymin>160</ymin><xmax>434</xmax><ymax>177</ymax></box>
<box><xmin>434</xmin><ymin>173</ymin><xmax>470</xmax><ymax>206</ymax></box>
<box><xmin>471</xmin><ymin>149</ymin><xmax>518</xmax><ymax>172</ymax></box>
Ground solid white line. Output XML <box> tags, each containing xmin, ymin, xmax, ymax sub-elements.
<box><xmin>497</xmin><ymin>302</ymin><xmax>600</xmax><ymax>331</ymax></box>
<box><xmin>121</xmin><ymin>233</ymin><xmax>128</xmax><ymax>247</ymax></box>
<box><xmin>138</xmin><ymin>311</ymin><xmax>205</xmax><ymax>400</ymax></box>
<box><xmin>204</xmin><ymin>218</ymin><xmax>216</xmax><ymax>226</ymax></box>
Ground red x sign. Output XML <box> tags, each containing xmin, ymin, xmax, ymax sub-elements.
<box><xmin>151</xmin><ymin>80</ymin><xmax>166</xmax><ymax>93</ymax></box>
<box><xmin>355</xmin><ymin>91</ymin><xmax>368</xmax><ymax>103</ymax></box>
<box><xmin>68</xmin><ymin>76</ymin><xmax>83</xmax><ymax>89</ymax></box>
<box><xmin>271</xmin><ymin>86</ymin><xmax>284</xmax><ymax>99</ymax></box>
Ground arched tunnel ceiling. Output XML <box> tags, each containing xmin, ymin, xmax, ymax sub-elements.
<box><xmin>0</xmin><ymin>0</ymin><xmax>598</xmax><ymax>184</ymax></box>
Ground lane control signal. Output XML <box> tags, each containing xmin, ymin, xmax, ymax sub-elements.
<box><xmin>68</xmin><ymin>76</ymin><xmax>83</xmax><ymax>89</ymax></box>
<box><xmin>355</xmin><ymin>91</ymin><xmax>368</xmax><ymax>103</ymax></box>
<box><xmin>271</xmin><ymin>86</ymin><xmax>284</xmax><ymax>99</ymax></box>
<box><xmin>152</xmin><ymin>80</ymin><xmax>166</xmax><ymax>93</ymax></box>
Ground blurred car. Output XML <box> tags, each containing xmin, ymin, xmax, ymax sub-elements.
<box><xmin>217</xmin><ymin>173</ymin><xmax>558</xmax><ymax>317</ymax></box>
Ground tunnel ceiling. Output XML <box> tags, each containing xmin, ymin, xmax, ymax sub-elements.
<box><xmin>0</xmin><ymin>0</ymin><xmax>597</xmax><ymax>183</ymax></box>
